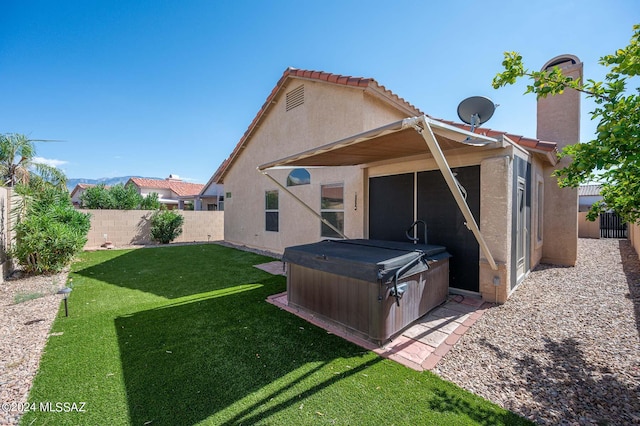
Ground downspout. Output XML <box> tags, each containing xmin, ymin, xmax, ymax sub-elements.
<box><xmin>258</xmin><ymin>168</ymin><xmax>348</xmax><ymax>240</ymax></box>
<box><xmin>406</xmin><ymin>116</ymin><xmax>499</xmax><ymax>271</ymax></box>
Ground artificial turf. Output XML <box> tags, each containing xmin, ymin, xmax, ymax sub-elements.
<box><xmin>21</xmin><ymin>244</ymin><xmax>531</xmax><ymax>425</ymax></box>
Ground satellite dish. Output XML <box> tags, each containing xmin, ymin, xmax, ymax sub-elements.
<box><xmin>457</xmin><ymin>96</ymin><xmax>496</xmax><ymax>132</ymax></box>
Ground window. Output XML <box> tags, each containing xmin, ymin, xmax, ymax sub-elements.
<box><xmin>287</xmin><ymin>168</ymin><xmax>310</xmax><ymax>186</ymax></box>
<box><xmin>265</xmin><ymin>190</ymin><xmax>279</xmax><ymax>232</ymax></box>
<box><xmin>320</xmin><ymin>184</ymin><xmax>344</xmax><ymax>238</ymax></box>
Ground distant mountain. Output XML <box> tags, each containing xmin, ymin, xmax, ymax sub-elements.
<box><xmin>66</xmin><ymin>176</ymin><xmax>161</xmax><ymax>191</ymax></box>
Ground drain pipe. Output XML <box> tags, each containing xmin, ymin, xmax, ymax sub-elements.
<box><xmin>259</xmin><ymin>168</ymin><xmax>348</xmax><ymax>239</ymax></box>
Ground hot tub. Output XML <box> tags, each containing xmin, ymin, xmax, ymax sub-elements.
<box><xmin>282</xmin><ymin>239</ymin><xmax>451</xmax><ymax>346</ymax></box>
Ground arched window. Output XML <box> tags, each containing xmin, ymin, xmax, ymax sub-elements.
<box><xmin>287</xmin><ymin>168</ymin><xmax>311</xmax><ymax>186</ymax></box>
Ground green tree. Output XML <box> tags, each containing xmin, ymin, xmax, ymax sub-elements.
<box><xmin>80</xmin><ymin>183</ymin><xmax>160</xmax><ymax>210</ymax></box>
<box><xmin>139</xmin><ymin>192</ymin><xmax>161</xmax><ymax>210</ymax></box>
<box><xmin>80</xmin><ymin>184</ymin><xmax>113</xmax><ymax>209</ymax></box>
<box><xmin>110</xmin><ymin>183</ymin><xmax>143</xmax><ymax>209</ymax></box>
<box><xmin>0</xmin><ymin>133</ymin><xmax>66</xmax><ymax>190</ymax></box>
<box><xmin>493</xmin><ymin>24</ymin><xmax>640</xmax><ymax>223</ymax></box>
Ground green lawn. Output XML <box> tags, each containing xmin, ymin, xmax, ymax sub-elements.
<box><xmin>22</xmin><ymin>244</ymin><xmax>531</xmax><ymax>425</ymax></box>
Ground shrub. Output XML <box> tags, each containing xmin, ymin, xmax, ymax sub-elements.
<box><xmin>13</xmin><ymin>187</ymin><xmax>91</xmax><ymax>273</ymax></box>
<box><xmin>109</xmin><ymin>184</ymin><xmax>142</xmax><ymax>209</ymax></box>
<box><xmin>140</xmin><ymin>192</ymin><xmax>161</xmax><ymax>210</ymax></box>
<box><xmin>150</xmin><ymin>210</ymin><xmax>184</xmax><ymax>244</ymax></box>
<box><xmin>79</xmin><ymin>184</ymin><xmax>114</xmax><ymax>209</ymax></box>
<box><xmin>81</xmin><ymin>184</ymin><xmax>159</xmax><ymax>210</ymax></box>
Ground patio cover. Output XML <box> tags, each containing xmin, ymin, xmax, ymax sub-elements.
<box><xmin>258</xmin><ymin>115</ymin><xmax>500</xmax><ymax>270</ymax></box>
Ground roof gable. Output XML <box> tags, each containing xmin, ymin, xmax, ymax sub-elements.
<box><xmin>210</xmin><ymin>68</ymin><xmax>559</xmax><ymax>184</ymax></box>
<box><xmin>211</xmin><ymin>67</ymin><xmax>424</xmax><ymax>184</ymax></box>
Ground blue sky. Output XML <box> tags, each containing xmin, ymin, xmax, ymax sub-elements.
<box><xmin>1</xmin><ymin>1</ymin><xmax>637</xmax><ymax>183</ymax></box>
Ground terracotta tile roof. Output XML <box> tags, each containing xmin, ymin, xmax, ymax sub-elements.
<box><xmin>212</xmin><ymin>67</ymin><xmax>423</xmax><ymax>183</ymax></box>
<box><xmin>434</xmin><ymin>118</ymin><xmax>558</xmax><ymax>154</ymax></box>
<box><xmin>128</xmin><ymin>177</ymin><xmax>204</xmax><ymax>197</ymax></box>
<box><xmin>211</xmin><ymin>68</ymin><xmax>558</xmax><ymax>183</ymax></box>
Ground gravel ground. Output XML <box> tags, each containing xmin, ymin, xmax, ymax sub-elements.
<box><xmin>435</xmin><ymin>238</ymin><xmax>640</xmax><ymax>425</ymax></box>
<box><xmin>0</xmin><ymin>270</ymin><xmax>68</xmax><ymax>426</ymax></box>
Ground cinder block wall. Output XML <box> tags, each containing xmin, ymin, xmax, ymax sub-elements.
<box><xmin>0</xmin><ymin>187</ymin><xmax>10</xmax><ymax>281</ymax></box>
<box><xmin>578</xmin><ymin>212</ymin><xmax>600</xmax><ymax>239</ymax></box>
<box><xmin>80</xmin><ymin>210</ymin><xmax>224</xmax><ymax>250</ymax></box>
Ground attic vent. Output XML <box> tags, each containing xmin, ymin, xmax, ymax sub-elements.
<box><xmin>286</xmin><ymin>85</ymin><xmax>304</xmax><ymax>111</ymax></box>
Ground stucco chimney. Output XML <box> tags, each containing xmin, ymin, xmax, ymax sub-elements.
<box><xmin>537</xmin><ymin>54</ymin><xmax>582</xmax><ymax>267</ymax></box>
<box><xmin>536</xmin><ymin>54</ymin><xmax>583</xmax><ymax>148</ymax></box>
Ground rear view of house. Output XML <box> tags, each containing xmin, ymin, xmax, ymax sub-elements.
<box><xmin>211</xmin><ymin>59</ymin><xmax>581</xmax><ymax>303</ymax></box>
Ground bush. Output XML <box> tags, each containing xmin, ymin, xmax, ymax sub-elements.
<box><xmin>150</xmin><ymin>210</ymin><xmax>184</xmax><ymax>244</ymax></box>
<box><xmin>80</xmin><ymin>184</ymin><xmax>158</xmax><ymax>210</ymax></box>
<box><xmin>139</xmin><ymin>192</ymin><xmax>160</xmax><ymax>210</ymax></box>
<box><xmin>13</xmin><ymin>187</ymin><xmax>91</xmax><ymax>273</ymax></box>
<box><xmin>79</xmin><ymin>184</ymin><xmax>115</xmax><ymax>209</ymax></box>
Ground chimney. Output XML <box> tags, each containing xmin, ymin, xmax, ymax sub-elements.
<box><xmin>536</xmin><ymin>54</ymin><xmax>583</xmax><ymax>149</ymax></box>
<box><xmin>167</xmin><ymin>174</ymin><xmax>182</xmax><ymax>181</ymax></box>
<box><xmin>537</xmin><ymin>54</ymin><xmax>582</xmax><ymax>267</ymax></box>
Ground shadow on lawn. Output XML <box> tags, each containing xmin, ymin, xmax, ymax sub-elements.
<box><xmin>115</xmin><ymin>277</ymin><xmax>527</xmax><ymax>426</ymax></box>
<box><xmin>114</xmin><ymin>276</ymin><xmax>367</xmax><ymax>425</ymax></box>
<box><xmin>75</xmin><ymin>244</ymin><xmax>275</xmax><ymax>298</ymax></box>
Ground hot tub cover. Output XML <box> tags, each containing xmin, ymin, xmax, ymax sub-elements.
<box><xmin>282</xmin><ymin>239</ymin><xmax>450</xmax><ymax>283</ymax></box>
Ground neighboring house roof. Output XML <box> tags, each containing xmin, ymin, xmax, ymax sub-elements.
<box><xmin>211</xmin><ymin>67</ymin><xmax>559</xmax><ymax>184</ymax></box>
<box><xmin>578</xmin><ymin>184</ymin><xmax>602</xmax><ymax>197</ymax></box>
<box><xmin>127</xmin><ymin>177</ymin><xmax>204</xmax><ymax>197</ymax></box>
<box><xmin>70</xmin><ymin>183</ymin><xmax>106</xmax><ymax>199</ymax></box>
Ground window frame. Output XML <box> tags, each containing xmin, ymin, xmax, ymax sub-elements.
<box><xmin>265</xmin><ymin>190</ymin><xmax>279</xmax><ymax>232</ymax></box>
<box><xmin>286</xmin><ymin>168</ymin><xmax>311</xmax><ymax>187</ymax></box>
<box><xmin>320</xmin><ymin>183</ymin><xmax>344</xmax><ymax>238</ymax></box>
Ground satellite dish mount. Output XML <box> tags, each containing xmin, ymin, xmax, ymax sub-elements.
<box><xmin>457</xmin><ymin>96</ymin><xmax>496</xmax><ymax>134</ymax></box>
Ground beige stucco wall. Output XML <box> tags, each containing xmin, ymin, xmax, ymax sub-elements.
<box><xmin>628</xmin><ymin>222</ymin><xmax>640</xmax><ymax>259</ymax></box>
<box><xmin>81</xmin><ymin>209</ymin><xmax>223</xmax><ymax>250</ymax></box>
<box><xmin>536</xmin><ymin>57</ymin><xmax>582</xmax><ymax>266</ymax></box>
<box><xmin>223</xmin><ymin>78</ymin><xmax>415</xmax><ymax>254</ymax></box>
<box><xmin>578</xmin><ymin>212</ymin><xmax>600</xmax><ymax>239</ymax></box>
<box><xmin>530</xmin><ymin>160</ymin><xmax>545</xmax><ymax>269</ymax></box>
<box><xmin>478</xmin><ymin>154</ymin><xmax>513</xmax><ymax>303</ymax></box>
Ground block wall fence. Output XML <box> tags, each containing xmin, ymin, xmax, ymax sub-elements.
<box><xmin>80</xmin><ymin>209</ymin><xmax>224</xmax><ymax>250</ymax></box>
<box><xmin>578</xmin><ymin>212</ymin><xmax>601</xmax><ymax>239</ymax></box>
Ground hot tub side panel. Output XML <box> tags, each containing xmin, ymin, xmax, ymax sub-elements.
<box><xmin>287</xmin><ymin>264</ymin><xmax>373</xmax><ymax>339</ymax></box>
<box><xmin>287</xmin><ymin>258</ymin><xmax>449</xmax><ymax>345</ymax></box>
<box><xmin>378</xmin><ymin>258</ymin><xmax>449</xmax><ymax>341</ymax></box>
